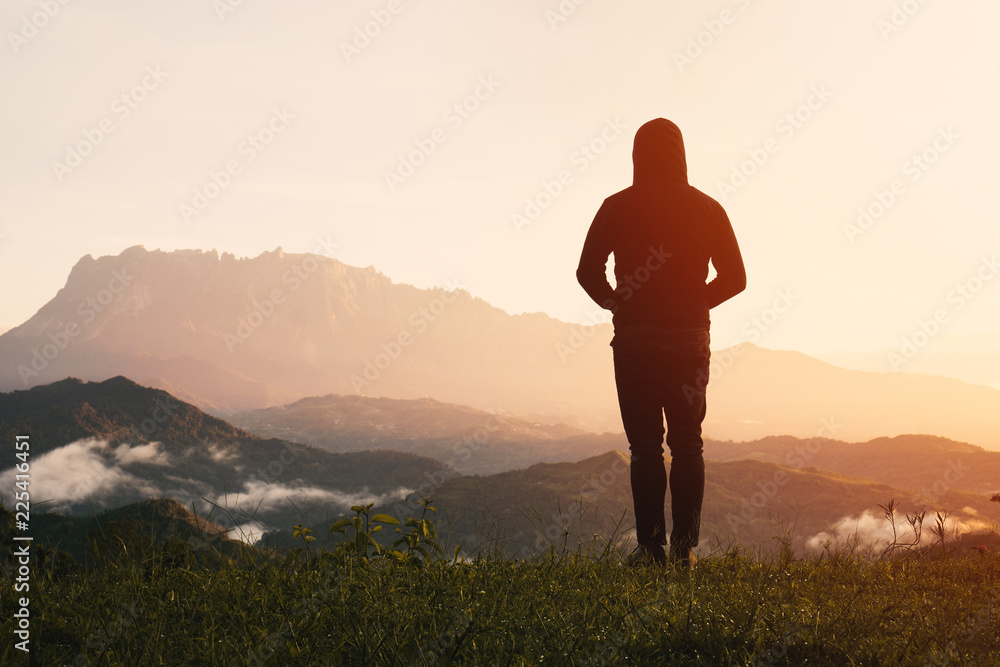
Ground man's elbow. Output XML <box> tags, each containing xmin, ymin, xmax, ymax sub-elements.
<box><xmin>733</xmin><ymin>272</ymin><xmax>747</xmax><ymax>295</ymax></box>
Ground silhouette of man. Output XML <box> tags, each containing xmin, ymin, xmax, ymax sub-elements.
<box><xmin>577</xmin><ymin>118</ymin><xmax>746</xmax><ymax>566</ymax></box>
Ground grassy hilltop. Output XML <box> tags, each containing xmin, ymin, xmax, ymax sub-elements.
<box><xmin>3</xmin><ymin>500</ymin><xmax>999</xmax><ymax>666</ymax></box>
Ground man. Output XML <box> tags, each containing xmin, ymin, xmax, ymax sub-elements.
<box><xmin>576</xmin><ymin>118</ymin><xmax>746</xmax><ymax>567</ymax></box>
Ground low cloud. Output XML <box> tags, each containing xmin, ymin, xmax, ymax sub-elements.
<box><xmin>205</xmin><ymin>443</ymin><xmax>238</xmax><ymax>463</ymax></box>
<box><xmin>0</xmin><ymin>438</ymin><xmax>161</xmax><ymax>511</ymax></box>
<box><xmin>113</xmin><ymin>441</ymin><xmax>171</xmax><ymax>466</ymax></box>
<box><xmin>1</xmin><ymin>439</ymin><xmax>418</xmax><ymax>533</ymax></box>
<box><xmin>211</xmin><ymin>480</ymin><xmax>414</xmax><ymax>516</ymax></box>
<box><xmin>227</xmin><ymin>520</ymin><xmax>269</xmax><ymax>545</ymax></box>
<box><xmin>804</xmin><ymin>508</ymin><xmax>993</xmax><ymax>553</ymax></box>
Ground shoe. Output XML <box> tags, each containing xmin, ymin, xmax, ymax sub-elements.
<box><xmin>626</xmin><ymin>544</ymin><xmax>667</xmax><ymax>567</ymax></box>
<box><xmin>669</xmin><ymin>547</ymin><xmax>697</xmax><ymax>570</ymax></box>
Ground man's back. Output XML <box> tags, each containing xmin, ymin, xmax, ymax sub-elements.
<box><xmin>576</xmin><ymin>118</ymin><xmax>745</xmax><ymax>334</ymax></box>
<box><xmin>575</xmin><ymin>117</ymin><xmax>745</xmax><ymax>567</ymax></box>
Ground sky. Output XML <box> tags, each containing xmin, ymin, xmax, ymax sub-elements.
<box><xmin>2</xmin><ymin>0</ymin><xmax>999</xmax><ymax>387</ymax></box>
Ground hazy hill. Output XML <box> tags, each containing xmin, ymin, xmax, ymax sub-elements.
<box><xmin>0</xmin><ymin>375</ymin><xmax>244</xmax><ymax>456</ymax></box>
<box><xmin>5</xmin><ymin>377</ymin><xmax>997</xmax><ymax>558</ymax></box>
<box><xmin>704</xmin><ymin>433</ymin><xmax>1000</xmax><ymax>499</ymax></box>
<box><xmin>2</xmin><ymin>246</ymin><xmax>999</xmax><ymax>446</ymax></box>
<box><xmin>230</xmin><ymin>393</ymin><xmax>626</xmax><ymax>474</ymax></box>
<box><xmin>0</xmin><ymin>377</ymin><xmax>442</xmax><ymax>531</ymax></box>
<box><xmin>390</xmin><ymin>451</ymin><xmax>1000</xmax><ymax>558</ymax></box>
<box><xmin>231</xmin><ymin>393</ymin><xmax>580</xmax><ymax>443</ymax></box>
<box><xmin>26</xmin><ymin>497</ymin><xmax>247</xmax><ymax>566</ymax></box>
<box><xmin>702</xmin><ymin>345</ymin><xmax>1000</xmax><ymax>448</ymax></box>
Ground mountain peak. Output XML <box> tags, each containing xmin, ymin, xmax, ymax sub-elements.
<box><xmin>0</xmin><ymin>375</ymin><xmax>249</xmax><ymax>455</ymax></box>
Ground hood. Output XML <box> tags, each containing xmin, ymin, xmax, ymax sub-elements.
<box><xmin>632</xmin><ymin>118</ymin><xmax>687</xmax><ymax>185</ymax></box>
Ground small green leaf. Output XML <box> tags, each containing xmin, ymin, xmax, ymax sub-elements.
<box><xmin>329</xmin><ymin>518</ymin><xmax>352</xmax><ymax>533</ymax></box>
<box><xmin>371</xmin><ymin>514</ymin><xmax>400</xmax><ymax>525</ymax></box>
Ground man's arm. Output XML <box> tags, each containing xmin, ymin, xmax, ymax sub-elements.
<box><xmin>576</xmin><ymin>201</ymin><xmax>618</xmax><ymax>312</ymax></box>
<box><xmin>705</xmin><ymin>209</ymin><xmax>746</xmax><ymax>309</ymax></box>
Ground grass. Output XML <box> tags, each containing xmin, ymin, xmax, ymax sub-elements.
<box><xmin>3</xmin><ymin>502</ymin><xmax>1000</xmax><ymax>666</ymax></box>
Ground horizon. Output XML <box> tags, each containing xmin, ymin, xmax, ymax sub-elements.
<box><xmin>1</xmin><ymin>2</ymin><xmax>998</xmax><ymax>391</ymax></box>
<box><xmin>2</xmin><ymin>243</ymin><xmax>999</xmax><ymax>392</ymax></box>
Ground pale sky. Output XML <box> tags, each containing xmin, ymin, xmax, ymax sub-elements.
<box><xmin>2</xmin><ymin>1</ymin><xmax>999</xmax><ymax>385</ymax></box>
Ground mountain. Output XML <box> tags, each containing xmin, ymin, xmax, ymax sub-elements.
<box><xmin>2</xmin><ymin>246</ymin><xmax>999</xmax><ymax>447</ymax></box>
<box><xmin>369</xmin><ymin>450</ymin><xmax>1000</xmax><ymax>558</ymax></box>
<box><xmin>5</xmin><ymin>377</ymin><xmax>998</xmax><ymax>560</ymax></box>
<box><xmin>0</xmin><ymin>245</ymin><xmax>621</xmax><ymax>430</ymax></box>
<box><xmin>0</xmin><ymin>377</ymin><xmax>443</xmax><ymax>533</ymax></box>
<box><xmin>701</xmin><ymin>345</ymin><xmax>1000</xmax><ymax>448</ymax></box>
<box><xmin>20</xmin><ymin>498</ymin><xmax>250</xmax><ymax>568</ymax></box>
<box><xmin>704</xmin><ymin>434</ymin><xmax>1000</xmax><ymax>500</ymax></box>
<box><xmin>230</xmin><ymin>393</ymin><xmax>626</xmax><ymax>474</ymax></box>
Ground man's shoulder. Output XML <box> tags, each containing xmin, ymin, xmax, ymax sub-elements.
<box><xmin>684</xmin><ymin>184</ymin><xmax>726</xmax><ymax>211</ymax></box>
<box><xmin>609</xmin><ymin>183</ymin><xmax>726</xmax><ymax>212</ymax></box>
<box><xmin>602</xmin><ymin>186</ymin><xmax>634</xmax><ymax>204</ymax></box>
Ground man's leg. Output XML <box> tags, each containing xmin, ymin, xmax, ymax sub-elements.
<box><xmin>613</xmin><ymin>342</ymin><xmax>667</xmax><ymax>551</ymax></box>
<box><xmin>662</xmin><ymin>334</ymin><xmax>710</xmax><ymax>558</ymax></box>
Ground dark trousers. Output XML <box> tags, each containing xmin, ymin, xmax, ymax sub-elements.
<box><xmin>612</xmin><ymin>329</ymin><xmax>710</xmax><ymax>553</ymax></box>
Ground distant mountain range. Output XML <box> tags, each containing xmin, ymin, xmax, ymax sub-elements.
<box><xmin>0</xmin><ymin>245</ymin><xmax>620</xmax><ymax>429</ymax></box>
<box><xmin>0</xmin><ymin>377</ymin><xmax>442</xmax><ymax>535</ymax></box>
<box><xmin>418</xmin><ymin>450</ymin><xmax>1000</xmax><ymax>558</ymax></box>
<box><xmin>4</xmin><ymin>377</ymin><xmax>998</xmax><ymax>560</ymax></box>
<box><xmin>2</xmin><ymin>246</ymin><xmax>999</xmax><ymax>446</ymax></box>
<box><xmin>704</xmin><ymin>434</ymin><xmax>998</xmax><ymax>500</ymax></box>
<box><xmin>229</xmin><ymin>393</ymin><xmax>623</xmax><ymax>474</ymax></box>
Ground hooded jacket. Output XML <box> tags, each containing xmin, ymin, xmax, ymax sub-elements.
<box><xmin>576</xmin><ymin>118</ymin><xmax>745</xmax><ymax>333</ymax></box>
